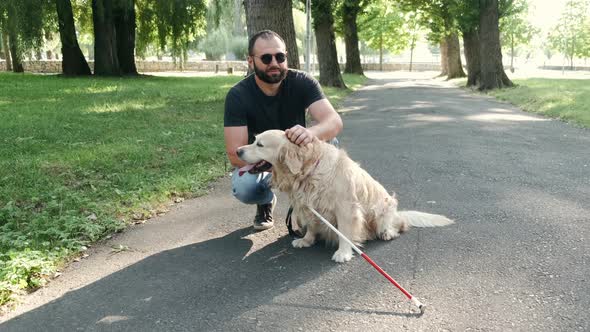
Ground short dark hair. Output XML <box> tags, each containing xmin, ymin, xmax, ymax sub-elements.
<box><xmin>248</xmin><ymin>30</ymin><xmax>286</xmax><ymax>56</ymax></box>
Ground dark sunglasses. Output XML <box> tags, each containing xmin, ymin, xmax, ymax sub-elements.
<box><xmin>253</xmin><ymin>52</ymin><xmax>287</xmax><ymax>65</ymax></box>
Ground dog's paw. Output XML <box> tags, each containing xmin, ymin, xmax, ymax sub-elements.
<box><xmin>332</xmin><ymin>250</ymin><xmax>353</xmax><ymax>263</ymax></box>
<box><xmin>379</xmin><ymin>228</ymin><xmax>400</xmax><ymax>241</ymax></box>
<box><xmin>292</xmin><ymin>238</ymin><xmax>312</xmax><ymax>248</ymax></box>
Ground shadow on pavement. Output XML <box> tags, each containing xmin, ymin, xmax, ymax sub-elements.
<box><xmin>0</xmin><ymin>227</ymin><xmax>419</xmax><ymax>331</ymax></box>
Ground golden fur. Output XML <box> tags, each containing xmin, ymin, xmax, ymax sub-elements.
<box><xmin>237</xmin><ymin>130</ymin><xmax>453</xmax><ymax>262</ymax></box>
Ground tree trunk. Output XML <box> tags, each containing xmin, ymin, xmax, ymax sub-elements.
<box><xmin>7</xmin><ymin>3</ymin><xmax>24</xmax><ymax>72</ymax></box>
<box><xmin>244</xmin><ymin>0</ymin><xmax>300</xmax><ymax>69</ymax></box>
<box><xmin>463</xmin><ymin>28</ymin><xmax>481</xmax><ymax>87</ymax></box>
<box><xmin>409</xmin><ymin>36</ymin><xmax>416</xmax><ymax>72</ymax></box>
<box><xmin>56</xmin><ymin>0</ymin><xmax>92</xmax><ymax>75</ymax></box>
<box><xmin>312</xmin><ymin>0</ymin><xmax>345</xmax><ymax>87</ymax></box>
<box><xmin>479</xmin><ymin>0</ymin><xmax>513</xmax><ymax>90</ymax></box>
<box><xmin>113</xmin><ymin>0</ymin><xmax>138</xmax><ymax>75</ymax></box>
<box><xmin>446</xmin><ymin>33</ymin><xmax>466</xmax><ymax>79</ymax></box>
<box><xmin>342</xmin><ymin>0</ymin><xmax>363</xmax><ymax>75</ymax></box>
<box><xmin>8</xmin><ymin>32</ymin><xmax>24</xmax><ymax>72</ymax></box>
<box><xmin>439</xmin><ymin>39</ymin><xmax>448</xmax><ymax>77</ymax></box>
<box><xmin>234</xmin><ymin>0</ymin><xmax>243</xmax><ymax>35</ymax></box>
<box><xmin>92</xmin><ymin>0</ymin><xmax>120</xmax><ymax>75</ymax></box>
<box><xmin>379</xmin><ymin>32</ymin><xmax>383</xmax><ymax>71</ymax></box>
<box><xmin>1</xmin><ymin>30</ymin><xmax>13</xmax><ymax>71</ymax></box>
<box><xmin>570</xmin><ymin>33</ymin><xmax>575</xmax><ymax>70</ymax></box>
<box><xmin>510</xmin><ymin>32</ymin><xmax>514</xmax><ymax>72</ymax></box>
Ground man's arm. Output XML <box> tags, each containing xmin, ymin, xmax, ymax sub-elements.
<box><xmin>285</xmin><ymin>98</ymin><xmax>343</xmax><ymax>145</ymax></box>
<box><xmin>224</xmin><ymin>126</ymin><xmax>249</xmax><ymax>167</ymax></box>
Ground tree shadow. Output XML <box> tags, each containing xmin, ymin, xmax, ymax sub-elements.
<box><xmin>0</xmin><ymin>227</ymin><xmax>422</xmax><ymax>331</ymax></box>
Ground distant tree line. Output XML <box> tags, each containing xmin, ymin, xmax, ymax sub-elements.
<box><xmin>1</xmin><ymin>0</ymin><xmax>581</xmax><ymax>91</ymax></box>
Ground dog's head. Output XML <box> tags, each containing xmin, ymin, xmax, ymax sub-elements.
<box><xmin>236</xmin><ymin>129</ymin><xmax>316</xmax><ymax>176</ymax></box>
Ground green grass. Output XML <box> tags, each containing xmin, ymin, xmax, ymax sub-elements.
<box><xmin>489</xmin><ymin>78</ymin><xmax>590</xmax><ymax>128</ymax></box>
<box><xmin>0</xmin><ymin>72</ymin><xmax>366</xmax><ymax>306</ymax></box>
<box><xmin>322</xmin><ymin>73</ymin><xmax>368</xmax><ymax>109</ymax></box>
<box><xmin>452</xmin><ymin>76</ymin><xmax>590</xmax><ymax>129</ymax></box>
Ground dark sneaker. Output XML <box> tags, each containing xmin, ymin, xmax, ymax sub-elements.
<box><xmin>253</xmin><ymin>195</ymin><xmax>276</xmax><ymax>231</ymax></box>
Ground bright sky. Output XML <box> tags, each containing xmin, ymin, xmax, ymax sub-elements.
<box><xmin>527</xmin><ymin>0</ymin><xmax>568</xmax><ymax>31</ymax></box>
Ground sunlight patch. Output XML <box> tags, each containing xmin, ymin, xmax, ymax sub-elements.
<box><xmin>85</xmin><ymin>101</ymin><xmax>164</xmax><ymax>113</ymax></box>
<box><xmin>465</xmin><ymin>113</ymin><xmax>550</xmax><ymax>122</ymax></box>
<box><xmin>85</xmin><ymin>86</ymin><xmax>119</xmax><ymax>94</ymax></box>
<box><xmin>96</xmin><ymin>315</ymin><xmax>131</xmax><ymax>325</ymax></box>
<box><xmin>406</xmin><ymin>114</ymin><xmax>453</xmax><ymax>122</ymax></box>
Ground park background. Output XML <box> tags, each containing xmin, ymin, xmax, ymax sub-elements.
<box><xmin>1</xmin><ymin>0</ymin><xmax>589</xmax><ymax>313</ymax></box>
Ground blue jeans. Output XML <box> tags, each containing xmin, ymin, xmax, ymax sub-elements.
<box><xmin>231</xmin><ymin>170</ymin><xmax>274</xmax><ymax>205</ymax></box>
<box><xmin>231</xmin><ymin>137</ymin><xmax>339</xmax><ymax>206</ymax></box>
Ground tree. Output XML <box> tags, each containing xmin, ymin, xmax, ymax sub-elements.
<box><xmin>136</xmin><ymin>0</ymin><xmax>206</xmax><ymax>66</ymax></box>
<box><xmin>548</xmin><ymin>0</ymin><xmax>589</xmax><ymax>70</ymax></box>
<box><xmin>0</xmin><ymin>2</ymin><xmax>13</xmax><ymax>71</ymax></box>
<box><xmin>55</xmin><ymin>0</ymin><xmax>91</xmax><ymax>75</ymax></box>
<box><xmin>0</xmin><ymin>0</ymin><xmax>54</xmax><ymax>72</ymax></box>
<box><xmin>405</xmin><ymin>11</ymin><xmax>421</xmax><ymax>72</ymax></box>
<box><xmin>312</xmin><ymin>0</ymin><xmax>346</xmax><ymax>87</ymax></box>
<box><xmin>358</xmin><ymin>0</ymin><xmax>409</xmax><ymax>71</ymax></box>
<box><xmin>92</xmin><ymin>0</ymin><xmax>120</xmax><ymax>75</ymax></box>
<box><xmin>197</xmin><ymin>0</ymin><xmax>247</xmax><ymax>61</ymax></box>
<box><xmin>6</xmin><ymin>1</ymin><xmax>24</xmax><ymax>72</ymax></box>
<box><xmin>479</xmin><ymin>0</ymin><xmax>513</xmax><ymax>90</ymax></box>
<box><xmin>340</xmin><ymin>0</ymin><xmax>366</xmax><ymax>75</ymax></box>
<box><xmin>454</xmin><ymin>0</ymin><xmax>480</xmax><ymax>86</ymax></box>
<box><xmin>1</xmin><ymin>31</ymin><xmax>12</xmax><ymax>71</ymax></box>
<box><xmin>244</xmin><ymin>0</ymin><xmax>300</xmax><ymax>69</ymax></box>
<box><xmin>399</xmin><ymin>0</ymin><xmax>465</xmax><ymax>79</ymax></box>
<box><xmin>499</xmin><ymin>0</ymin><xmax>536</xmax><ymax>72</ymax></box>
<box><xmin>114</xmin><ymin>0</ymin><xmax>137</xmax><ymax>74</ymax></box>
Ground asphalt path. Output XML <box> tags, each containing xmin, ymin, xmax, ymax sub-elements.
<box><xmin>1</xmin><ymin>72</ymin><xmax>589</xmax><ymax>331</ymax></box>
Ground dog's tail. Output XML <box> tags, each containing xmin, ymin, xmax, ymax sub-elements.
<box><xmin>399</xmin><ymin>211</ymin><xmax>454</xmax><ymax>228</ymax></box>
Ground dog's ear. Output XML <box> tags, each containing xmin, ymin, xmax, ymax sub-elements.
<box><xmin>279</xmin><ymin>143</ymin><xmax>302</xmax><ymax>174</ymax></box>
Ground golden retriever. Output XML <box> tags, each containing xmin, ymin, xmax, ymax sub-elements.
<box><xmin>237</xmin><ymin>130</ymin><xmax>453</xmax><ymax>263</ymax></box>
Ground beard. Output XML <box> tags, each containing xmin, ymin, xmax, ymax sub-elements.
<box><xmin>253</xmin><ymin>62</ymin><xmax>287</xmax><ymax>84</ymax></box>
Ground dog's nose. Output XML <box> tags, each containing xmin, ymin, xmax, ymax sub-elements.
<box><xmin>236</xmin><ymin>148</ymin><xmax>243</xmax><ymax>158</ymax></box>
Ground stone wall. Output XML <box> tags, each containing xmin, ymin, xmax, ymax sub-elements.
<box><xmin>0</xmin><ymin>60</ymin><xmax>250</xmax><ymax>73</ymax></box>
<box><xmin>0</xmin><ymin>59</ymin><xmax>441</xmax><ymax>73</ymax></box>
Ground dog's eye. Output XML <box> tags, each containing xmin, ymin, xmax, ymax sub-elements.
<box><xmin>256</xmin><ymin>142</ymin><xmax>264</xmax><ymax>147</ymax></box>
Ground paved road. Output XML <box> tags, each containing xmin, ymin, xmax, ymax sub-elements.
<box><xmin>1</xmin><ymin>72</ymin><xmax>589</xmax><ymax>331</ymax></box>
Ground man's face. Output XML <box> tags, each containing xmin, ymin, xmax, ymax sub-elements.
<box><xmin>249</xmin><ymin>36</ymin><xmax>288</xmax><ymax>84</ymax></box>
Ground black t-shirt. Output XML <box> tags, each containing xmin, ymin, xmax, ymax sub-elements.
<box><xmin>224</xmin><ymin>69</ymin><xmax>325</xmax><ymax>144</ymax></box>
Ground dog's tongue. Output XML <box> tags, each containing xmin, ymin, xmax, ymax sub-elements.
<box><xmin>238</xmin><ymin>164</ymin><xmax>255</xmax><ymax>176</ymax></box>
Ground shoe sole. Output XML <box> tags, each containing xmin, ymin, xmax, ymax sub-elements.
<box><xmin>253</xmin><ymin>223</ymin><xmax>274</xmax><ymax>231</ymax></box>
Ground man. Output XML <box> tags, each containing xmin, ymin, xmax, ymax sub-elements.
<box><xmin>224</xmin><ymin>30</ymin><xmax>343</xmax><ymax>231</ymax></box>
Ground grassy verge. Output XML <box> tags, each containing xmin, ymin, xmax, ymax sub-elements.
<box><xmin>0</xmin><ymin>72</ymin><xmax>366</xmax><ymax>306</ymax></box>
<box><xmin>453</xmin><ymin>77</ymin><xmax>590</xmax><ymax>129</ymax></box>
<box><xmin>322</xmin><ymin>73</ymin><xmax>368</xmax><ymax>109</ymax></box>
<box><xmin>489</xmin><ymin>78</ymin><xmax>590</xmax><ymax>128</ymax></box>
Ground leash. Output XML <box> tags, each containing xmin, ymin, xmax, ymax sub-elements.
<box><xmin>285</xmin><ymin>206</ymin><xmax>304</xmax><ymax>238</ymax></box>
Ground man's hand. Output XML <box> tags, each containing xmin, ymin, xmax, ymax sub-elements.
<box><xmin>285</xmin><ymin>125</ymin><xmax>314</xmax><ymax>146</ymax></box>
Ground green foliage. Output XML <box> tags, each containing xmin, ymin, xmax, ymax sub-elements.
<box><xmin>197</xmin><ymin>28</ymin><xmax>230</xmax><ymax>60</ymax></box>
<box><xmin>499</xmin><ymin>0</ymin><xmax>538</xmax><ymax>56</ymax></box>
<box><xmin>195</xmin><ymin>0</ymin><xmax>247</xmax><ymax>60</ymax></box>
<box><xmin>0</xmin><ymin>0</ymin><xmax>56</xmax><ymax>59</ymax></box>
<box><xmin>312</xmin><ymin>0</ymin><xmax>337</xmax><ymax>30</ymax></box>
<box><xmin>136</xmin><ymin>0</ymin><xmax>207</xmax><ymax>61</ymax></box>
<box><xmin>228</xmin><ymin>35</ymin><xmax>248</xmax><ymax>60</ymax></box>
<box><xmin>358</xmin><ymin>0</ymin><xmax>410</xmax><ymax>54</ymax></box>
<box><xmin>548</xmin><ymin>0</ymin><xmax>590</xmax><ymax>60</ymax></box>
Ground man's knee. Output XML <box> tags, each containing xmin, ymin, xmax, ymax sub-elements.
<box><xmin>231</xmin><ymin>170</ymin><xmax>273</xmax><ymax>205</ymax></box>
